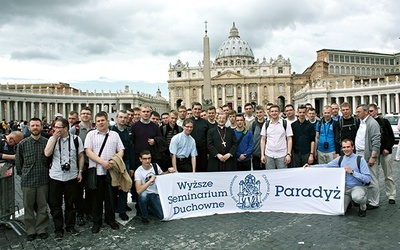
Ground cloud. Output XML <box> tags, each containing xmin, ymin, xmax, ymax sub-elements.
<box><xmin>0</xmin><ymin>0</ymin><xmax>399</xmax><ymax>99</ymax></box>
<box><xmin>10</xmin><ymin>50</ymin><xmax>60</xmax><ymax>60</ymax></box>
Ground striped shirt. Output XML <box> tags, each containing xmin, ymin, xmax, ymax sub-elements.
<box><xmin>15</xmin><ymin>136</ymin><xmax>49</xmax><ymax>188</ymax></box>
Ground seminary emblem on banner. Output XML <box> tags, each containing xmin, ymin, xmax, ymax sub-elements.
<box><xmin>229</xmin><ymin>173</ymin><xmax>270</xmax><ymax>210</ymax></box>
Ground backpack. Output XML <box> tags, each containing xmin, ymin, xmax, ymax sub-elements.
<box><xmin>152</xmin><ymin>163</ymin><xmax>159</xmax><ymax>175</ymax></box>
<box><xmin>338</xmin><ymin>116</ymin><xmax>359</xmax><ymax>133</ymax></box>
<box><xmin>72</xmin><ymin>121</ymin><xmax>81</xmax><ymax>136</ymax></box>
<box><xmin>259</xmin><ymin>119</ymin><xmax>287</xmax><ymax>133</ymax></box>
<box><xmin>251</xmin><ymin>119</ymin><xmax>266</xmax><ymax>134</ymax></box>
<box><xmin>338</xmin><ymin>155</ymin><xmax>370</xmax><ymax>185</ymax></box>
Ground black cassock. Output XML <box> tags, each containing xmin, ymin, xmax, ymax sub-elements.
<box><xmin>207</xmin><ymin>126</ymin><xmax>238</xmax><ymax>171</ymax></box>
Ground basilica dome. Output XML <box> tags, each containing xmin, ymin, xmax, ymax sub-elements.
<box><xmin>215</xmin><ymin>22</ymin><xmax>254</xmax><ymax>61</ymax></box>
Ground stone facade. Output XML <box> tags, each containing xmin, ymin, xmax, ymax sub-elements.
<box><xmin>293</xmin><ymin>49</ymin><xmax>400</xmax><ymax>115</ymax></box>
<box><xmin>0</xmin><ymin>82</ymin><xmax>169</xmax><ymax>121</ymax></box>
<box><xmin>168</xmin><ymin>23</ymin><xmax>297</xmax><ymax>112</ymax></box>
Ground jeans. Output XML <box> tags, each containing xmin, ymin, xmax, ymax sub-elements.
<box><xmin>138</xmin><ymin>192</ymin><xmax>164</xmax><ymax>220</ymax></box>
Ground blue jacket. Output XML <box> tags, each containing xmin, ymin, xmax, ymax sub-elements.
<box><xmin>234</xmin><ymin>129</ymin><xmax>254</xmax><ymax>162</ymax></box>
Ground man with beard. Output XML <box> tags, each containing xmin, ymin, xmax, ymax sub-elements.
<box><xmin>16</xmin><ymin>118</ymin><xmax>50</xmax><ymax>241</ymax></box>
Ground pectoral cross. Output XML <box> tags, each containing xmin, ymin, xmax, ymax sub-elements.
<box><xmin>222</xmin><ymin>141</ymin><xmax>226</xmax><ymax>147</ymax></box>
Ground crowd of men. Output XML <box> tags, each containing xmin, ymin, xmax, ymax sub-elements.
<box><xmin>0</xmin><ymin>100</ymin><xmax>398</xmax><ymax>242</ymax></box>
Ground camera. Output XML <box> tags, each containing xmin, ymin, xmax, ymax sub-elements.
<box><xmin>61</xmin><ymin>163</ymin><xmax>71</xmax><ymax>171</ymax></box>
<box><xmin>323</xmin><ymin>141</ymin><xmax>329</xmax><ymax>149</ymax></box>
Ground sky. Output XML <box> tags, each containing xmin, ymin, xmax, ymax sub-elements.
<box><xmin>1</xmin><ymin>0</ymin><xmax>399</xmax><ymax>99</ymax></box>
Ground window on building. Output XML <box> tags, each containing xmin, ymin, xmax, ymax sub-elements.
<box><xmin>278</xmin><ymin>67</ymin><xmax>283</xmax><ymax>74</ymax></box>
<box><xmin>385</xmin><ymin>59</ymin><xmax>389</xmax><ymax>65</ymax></box>
<box><xmin>279</xmin><ymin>85</ymin><xmax>284</xmax><ymax>93</ymax></box>
<box><xmin>177</xmin><ymin>88</ymin><xmax>182</xmax><ymax>97</ymax></box>
<box><xmin>329</xmin><ymin>65</ymin><xmax>334</xmax><ymax>73</ymax></box>
<box><xmin>376</xmin><ymin>68</ymin><xmax>380</xmax><ymax>75</ymax></box>
<box><xmin>366</xmin><ymin>68</ymin><xmax>370</xmax><ymax>75</ymax></box>
<box><xmin>341</xmin><ymin>66</ymin><xmax>345</xmax><ymax>74</ymax></box>
<box><xmin>334</xmin><ymin>55</ymin><xmax>339</xmax><ymax>62</ymax></box>
<box><xmin>340</xmin><ymin>55</ymin><xmax>344</xmax><ymax>62</ymax></box>
<box><xmin>329</xmin><ymin>54</ymin><xmax>334</xmax><ymax>62</ymax></box>
<box><xmin>351</xmin><ymin>67</ymin><xmax>355</xmax><ymax>74</ymax></box>
<box><xmin>390</xmin><ymin>59</ymin><xmax>394</xmax><ymax>65</ymax></box>
<box><xmin>227</xmin><ymin>86</ymin><xmax>233</xmax><ymax>96</ymax></box>
<box><xmin>380</xmin><ymin>58</ymin><xmax>384</xmax><ymax>65</ymax></box>
<box><xmin>371</xmin><ymin>58</ymin><xmax>375</xmax><ymax>65</ymax></box>
<box><xmin>237</xmin><ymin>71</ymin><xmax>241</xmax><ymax>74</ymax></box>
<box><xmin>346</xmin><ymin>66</ymin><xmax>350</xmax><ymax>74</ymax></box>
<box><xmin>372</xmin><ymin>68</ymin><xmax>375</xmax><ymax>75</ymax></box>
<box><xmin>192</xmin><ymin>72</ymin><xmax>196</xmax><ymax>77</ymax></box>
<box><xmin>263</xmin><ymin>70</ymin><xmax>267</xmax><ymax>75</ymax></box>
<box><xmin>218</xmin><ymin>87</ymin><xmax>222</xmax><ymax>95</ymax></box>
<box><xmin>177</xmin><ymin>71</ymin><xmax>182</xmax><ymax>77</ymax></box>
<box><xmin>350</xmin><ymin>56</ymin><xmax>354</xmax><ymax>63</ymax></box>
<box><xmin>356</xmin><ymin>67</ymin><xmax>360</xmax><ymax>74</ymax></box>
<box><xmin>361</xmin><ymin>67</ymin><xmax>365</xmax><ymax>75</ymax></box>
<box><xmin>365</xmin><ymin>57</ymin><xmax>370</xmax><ymax>64</ymax></box>
<box><xmin>193</xmin><ymin>88</ymin><xmax>196</xmax><ymax>96</ymax></box>
<box><xmin>355</xmin><ymin>56</ymin><xmax>360</xmax><ymax>63</ymax></box>
<box><xmin>237</xmin><ymin>87</ymin><xmax>242</xmax><ymax>95</ymax></box>
<box><xmin>217</xmin><ymin>71</ymin><xmax>221</xmax><ymax>75</ymax></box>
<box><xmin>345</xmin><ymin>56</ymin><xmax>349</xmax><ymax>62</ymax></box>
<box><xmin>335</xmin><ymin>66</ymin><xmax>339</xmax><ymax>74</ymax></box>
<box><xmin>250</xmin><ymin>70</ymin><xmax>255</xmax><ymax>75</ymax></box>
<box><xmin>361</xmin><ymin>57</ymin><xmax>365</xmax><ymax>64</ymax></box>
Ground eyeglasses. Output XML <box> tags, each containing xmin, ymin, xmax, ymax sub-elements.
<box><xmin>368</xmin><ymin>110</ymin><xmax>375</xmax><ymax>113</ymax></box>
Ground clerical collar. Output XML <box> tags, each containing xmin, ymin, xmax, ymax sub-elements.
<box><xmin>218</xmin><ymin>126</ymin><xmax>225</xmax><ymax>130</ymax></box>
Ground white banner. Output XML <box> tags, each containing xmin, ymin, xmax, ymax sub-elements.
<box><xmin>156</xmin><ymin>168</ymin><xmax>345</xmax><ymax>220</ymax></box>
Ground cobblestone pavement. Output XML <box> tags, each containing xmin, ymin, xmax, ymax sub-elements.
<box><xmin>1</xmin><ymin>153</ymin><xmax>400</xmax><ymax>250</ymax></box>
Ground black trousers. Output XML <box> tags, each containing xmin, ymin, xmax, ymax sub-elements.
<box><xmin>75</xmin><ymin>169</ymin><xmax>93</xmax><ymax>217</ymax></box>
<box><xmin>49</xmin><ymin>178</ymin><xmax>77</xmax><ymax>233</ymax></box>
<box><xmin>237</xmin><ymin>160</ymin><xmax>251</xmax><ymax>171</ymax></box>
<box><xmin>196</xmin><ymin>148</ymin><xmax>208</xmax><ymax>172</ymax></box>
<box><xmin>92</xmin><ymin>175</ymin><xmax>116</xmax><ymax>224</ymax></box>
<box><xmin>252</xmin><ymin>156</ymin><xmax>265</xmax><ymax>170</ymax></box>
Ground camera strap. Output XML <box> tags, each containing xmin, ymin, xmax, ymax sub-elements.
<box><xmin>58</xmin><ymin>135</ymin><xmax>72</xmax><ymax>166</ymax></box>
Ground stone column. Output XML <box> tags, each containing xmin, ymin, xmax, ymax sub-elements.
<box><xmin>46</xmin><ymin>102</ymin><xmax>50</xmax><ymax>119</ymax></box>
<box><xmin>386</xmin><ymin>94</ymin><xmax>391</xmax><ymax>114</ymax></box>
<box><xmin>14</xmin><ymin>102</ymin><xmax>19</xmax><ymax>121</ymax></box>
<box><xmin>233</xmin><ymin>85</ymin><xmax>237</xmax><ymax>111</ymax></box>
<box><xmin>352</xmin><ymin>97</ymin><xmax>356</xmax><ymax>114</ymax></box>
<box><xmin>222</xmin><ymin>86</ymin><xmax>226</xmax><ymax>105</ymax></box>
<box><xmin>6</xmin><ymin>101</ymin><xmax>11</xmax><ymax>121</ymax></box>
<box><xmin>22</xmin><ymin>101</ymin><xmax>27</xmax><ymax>121</ymax></box>
<box><xmin>31</xmin><ymin>102</ymin><xmax>35</xmax><ymax>118</ymax></box>
<box><xmin>395</xmin><ymin>93</ymin><xmax>399</xmax><ymax>114</ymax></box>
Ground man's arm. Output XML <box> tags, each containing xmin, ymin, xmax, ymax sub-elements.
<box><xmin>135</xmin><ymin>177</ymin><xmax>155</xmax><ymax>195</ymax></box>
<box><xmin>191</xmin><ymin>156</ymin><xmax>196</xmax><ymax>172</ymax></box>
<box><xmin>171</xmin><ymin>154</ymin><xmax>177</xmax><ymax>172</ymax></box>
<box><xmin>85</xmin><ymin>148</ymin><xmax>109</xmax><ymax>169</ymax></box>
<box><xmin>44</xmin><ymin>136</ymin><xmax>58</xmax><ymax>157</ymax></box>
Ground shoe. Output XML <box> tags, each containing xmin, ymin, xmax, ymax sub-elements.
<box><xmin>27</xmin><ymin>234</ymin><xmax>37</xmax><ymax>242</ymax></box>
<box><xmin>106</xmin><ymin>221</ymin><xmax>119</xmax><ymax>230</ymax></box>
<box><xmin>66</xmin><ymin>227</ymin><xmax>80</xmax><ymax>236</ymax></box>
<box><xmin>77</xmin><ymin>216</ymin><xmax>85</xmax><ymax>226</ymax></box>
<box><xmin>38</xmin><ymin>232</ymin><xmax>49</xmax><ymax>239</ymax></box>
<box><xmin>54</xmin><ymin>232</ymin><xmax>63</xmax><ymax>241</ymax></box>
<box><xmin>358</xmin><ymin>208</ymin><xmax>367</xmax><ymax>217</ymax></box>
<box><xmin>366</xmin><ymin>204</ymin><xmax>379</xmax><ymax>210</ymax></box>
<box><xmin>119</xmin><ymin>213</ymin><xmax>129</xmax><ymax>221</ymax></box>
<box><xmin>141</xmin><ymin>217</ymin><xmax>150</xmax><ymax>224</ymax></box>
<box><xmin>91</xmin><ymin>224</ymin><xmax>101</xmax><ymax>234</ymax></box>
<box><xmin>86</xmin><ymin>213</ymin><xmax>93</xmax><ymax>222</ymax></box>
<box><xmin>126</xmin><ymin>206</ymin><xmax>132</xmax><ymax>211</ymax></box>
<box><xmin>389</xmin><ymin>199</ymin><xmax>396</xmax><ymax>204</ymax></box>
<box><xmin>394</xmin><ymin>157</ymin><xmax>400</xmax><ymax>162</ymax></box>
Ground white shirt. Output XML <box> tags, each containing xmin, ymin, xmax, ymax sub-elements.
<box><xmin>355</xmin><ymin>117</ymin><xmax>367</xmax><ymax>151</ymax></box>
<box><xmin>48</xmin><ymin>135</ymin><xmax>84</xmax><ymax>182</ymax></box>
<box><xmin>260</xmin><ymin>118</ymin><xmax>293</xmax><ymax>158</ymax></box>
<box><xmin>134</xmin><ymin>164</ymin><xmax>162</xmax><ymax>194</ymax></box>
